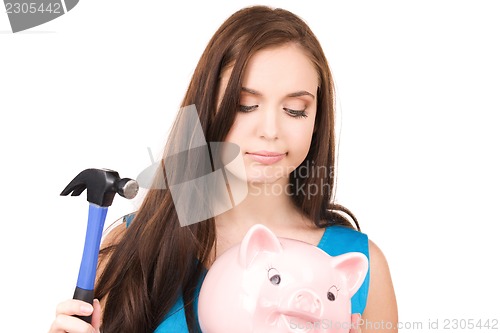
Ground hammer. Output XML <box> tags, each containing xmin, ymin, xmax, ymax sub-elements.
<box><xmin>60</xmin><ymin>168</ymin><xmax>138</xmax><ymax>323</ymax></box>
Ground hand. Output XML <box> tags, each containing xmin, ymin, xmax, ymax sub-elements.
<box><xmin>48</xmin><ymin>299</ymin><xmax>101</xmax><ymax>333</ymax></box>
<box><xmin>350</xmin><ymin>313</ymin><xmax>362</xmax><ymax>333</ymax></box>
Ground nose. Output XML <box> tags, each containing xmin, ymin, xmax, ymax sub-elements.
<box><xmin>289</xmin><ymin>289</ymin><xmax>323</xmax><ymax>317</ymax></box>
<box><xmin>258</xmin><ymin>107</ymin><xmax>280</xmax><ymax>140</ymax></box>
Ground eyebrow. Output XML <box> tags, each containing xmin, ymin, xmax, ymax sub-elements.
<box><xmin>241</xmin><ymin>87</ymin><xmax>315</xmax><ymax>99</ymax></box>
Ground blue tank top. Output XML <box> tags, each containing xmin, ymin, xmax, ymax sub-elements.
<box><xmin>123</xmin><ymin>214</ymin><xmax>370</xmax><ymax>333</ymax></box>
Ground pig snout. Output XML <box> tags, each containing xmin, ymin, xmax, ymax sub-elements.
<box><xmin>288</xmin><ymin>289</ymin><xmax>323</xmax><ymax>319</ymax></box>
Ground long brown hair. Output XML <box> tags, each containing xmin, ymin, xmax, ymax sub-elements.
<box><xmin>95</xmin><ymin>5</ymin><xmax>359</xmax><ymax>333</ymax></box>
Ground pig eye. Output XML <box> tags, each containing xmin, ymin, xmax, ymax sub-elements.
<box><xmin>327</xmin><ymin>285</ymin><xmax>339</xmax><ymax>301</ymax></box>
<box><xmin>267</xmin><ymin>268</ymin><xmax>281</xmax><ymax>285</ymax></box>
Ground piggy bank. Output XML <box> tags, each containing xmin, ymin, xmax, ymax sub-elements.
<box><xmin>198</xmin><ymin>224</ymin><xmax>369</xmax><ymax>333</ymax></box>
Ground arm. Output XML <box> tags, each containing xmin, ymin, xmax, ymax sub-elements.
<box><xmin>361</xmin><ymin>239</ymin><xmax>398</xmax><ymax>333</ymax></box>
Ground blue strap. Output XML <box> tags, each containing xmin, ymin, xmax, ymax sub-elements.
<box><xmin>317</xmin><ymin>225</ymin><xmax>370</xmax><ymax>315</ymax></box>
<box><xmin>124</xmin><ymin>213</ymin><xmax>135</xmax><ymax>228</ymax></box>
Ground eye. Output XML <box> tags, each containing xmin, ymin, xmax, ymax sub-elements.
<box><xmin>238</xmin><ymin>105</ymin><xmax>258</xmax><ymax>112</ymax></box>
<box><xmin>327</xmin><ymin>285</ymin><xmax>339</xmax><ymax>301</ymax></box>
<box><xmin>267</xmin><ymin>267</ymin><xmax>281</xmax><ymax>285</ymax></box>
<box><xmin>284</xmin><ymin>108</ymin><xmax>308</xmax><ymax>118</ymax></box>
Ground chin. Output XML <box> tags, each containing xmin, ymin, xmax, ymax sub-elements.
<box><xmin>246</xmin><ymin>170</ymin><xmax>290</xmax><ymax>187</ymax></box>
<box><xmin>247</xmin><ymin>177</ymin><xmax>281</xmax><ymax>185</ymax></box>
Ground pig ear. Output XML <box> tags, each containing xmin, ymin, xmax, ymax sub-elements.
<box><xmin>331</xmin><ymin>252</ymin><xmax>369</xmax><ymax>297</ymax></box>
<box><xmin>239</xmin><ymin>224</ymin><xmax>283</xmax><ymax>268</ymax></box>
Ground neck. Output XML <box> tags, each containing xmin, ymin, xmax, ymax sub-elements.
<box><xmin>215</xmin><ymin>176</ymin><xmax>309</xmax><ymax>231</ymax></box>
<box><xmin>207</xmin><ymin>176</ymin><xmax>323</xmax><ymax>266</ymax></box>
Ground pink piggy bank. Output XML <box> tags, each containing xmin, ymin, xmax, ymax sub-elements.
<box><xmin>198</xmin><ymin>224</ymin><xmax>369</xmax><ymax>333</ymax></box>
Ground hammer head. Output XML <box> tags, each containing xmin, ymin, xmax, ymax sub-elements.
<box><xmin>60</xmin><ymin>168</ymin><xmax>139</xmax><ymax>207</ymax></box>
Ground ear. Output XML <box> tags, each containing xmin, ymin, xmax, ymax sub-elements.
<box><xmin>331</xmin><ymin>252</ymin><xmax>369</xmax><ymax>297</ymax></box>
<box><xmin>239</xmin><ymin>224</ymin><xmax>283</xmax><ymax>268</ymax></box>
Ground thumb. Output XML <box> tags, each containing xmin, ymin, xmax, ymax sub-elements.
<box><xmin>350</xmin><ymin>313</ymin><xmax>362</xmax><ymax>333</ymax></box>
<box><xmin>90</xmin><ymin>299</ymin><xmax>102</xmax><ymax>332</ymax></box>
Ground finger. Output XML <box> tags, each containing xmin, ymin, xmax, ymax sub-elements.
<box><xmin>90</xmin><ymin>299</ymin><xmax>102</xmax><ymax>331</ymax></box>
<box><xmin>55</xmin><ymin>299</ymin><xmax>94</xmax><ymax>317</ymax></box>
<box><xmin>49</xmin><ymin>314</ymin><xmax>97</xmax><ymax>333</ymax></box>
<box><xmin>350</xmin><ymin>313</ymin><xmax>362</xmax><ymax>333</ymax></box>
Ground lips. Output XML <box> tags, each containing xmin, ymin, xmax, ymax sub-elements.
<box><xmin>248</xmin><ymin>150</ymin><xmax>286</xmax><ymax>157</ymax></box>
<box><xmin>246</xmin><ymin>151</ymin><xmax>287</xmax><ymax>165</ymax></box>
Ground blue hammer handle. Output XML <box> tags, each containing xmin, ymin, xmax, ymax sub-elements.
<box><xmin>73</xmin><ymin>204</ymin><xmax>108</xmax><ymax>323</ymax></box>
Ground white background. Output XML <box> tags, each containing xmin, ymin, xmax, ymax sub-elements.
<box><xmin>1</xmin><ymin>1</ymin><xmax>499</xmax><ymax>332</ymax></box>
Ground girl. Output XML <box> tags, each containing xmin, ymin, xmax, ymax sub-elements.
<box><xmin>49</xmin><ymin>5</ymin><xmax>397</xmax><ymax>333</ymax></box>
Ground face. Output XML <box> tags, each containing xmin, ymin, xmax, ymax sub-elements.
<box><xmin>219</xmin><ymin>43</ymin><xmax>319</xmax><ymax>185</ymax></box>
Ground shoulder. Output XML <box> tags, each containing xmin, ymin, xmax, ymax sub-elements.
<box><xmin>367</xmin><ymin>240</ymin><xmax>390</xmax><ymax>275</ymax></box>
<box><xmin>366</xmin><ymin>239</ymin><xmax>395</xmax><ymax>297</ymax></box>
<box><xmin>366</xmin><ymin>239</ymin><xmax>396</xmax><ymax>308</ymax></box>
<box><xmin>362</xmin><ymin>238</ymin><xmax>398</xmax><ymax>332</ymax></box>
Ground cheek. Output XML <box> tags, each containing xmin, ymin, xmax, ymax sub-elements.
<box><xmin>287</xmin><ymin>121</ymin><xmax>315</xmax><ymax>155</ymax></box>
<box><xmin>223</xmin><ymin>116</ymin><xmax>244</xmax><ymax>143</ymax></box>
<box><xmin>291</xmin><ymin>139</ymin><xmax>313</xmax><ymax>165</ymax></box>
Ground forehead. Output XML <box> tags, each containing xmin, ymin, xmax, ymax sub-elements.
<box><xmin>241</xmin><ymin>44</ymin><xmax>319</xmax><ymax>95</ymax></box>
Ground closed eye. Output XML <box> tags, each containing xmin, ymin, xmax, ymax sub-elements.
<box><xmin>239</xmin><ymin>105</ymin><xmax>258</xmax><ymax>112</ymax></box>
<box><xmin>284</xmin><ymin>108</ymin><xmax>308</xmax><ymax>118</ymax></box>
